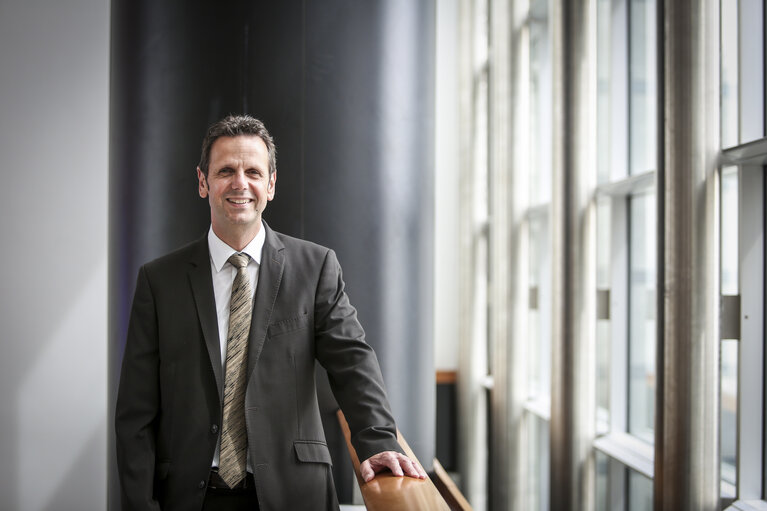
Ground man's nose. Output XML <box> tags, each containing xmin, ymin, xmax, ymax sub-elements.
<box><xmin>231</xmin><ymin>170</ymin><xmax>247</xmax><ymax>188</ymax></box>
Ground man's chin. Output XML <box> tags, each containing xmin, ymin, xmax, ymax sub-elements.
<box><xmin>225</xmin><ymin>214</ymin><xmax>260</xmax><ymax>227</ymax></box>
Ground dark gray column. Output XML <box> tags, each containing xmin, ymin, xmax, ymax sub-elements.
<box><xmin>108</xmin><ymin>0</ymin><xmax>435</xmax><ymax>508</ymax></box>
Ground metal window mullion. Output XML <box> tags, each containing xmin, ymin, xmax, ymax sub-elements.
<box><xmin>456</xmin><ymin>0</ymin><xmax>489</xmax><ymax>509</ymax></box>
<box><xmin>550</xmin><ymin>1</ymin><xmax>597</xmax><ymax>510</ymax></box>
<box><xmin>487</xmin><ymin>0</ymin><xmax>517</xmax><ymax>509</ymax></box>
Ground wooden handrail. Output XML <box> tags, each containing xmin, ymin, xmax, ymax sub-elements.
<box><xmin>436</xmin><ymin>370</ymin><xmax>458</xmax><ymax>384</ymax></box>
<box><xmin>336</xmin><ymin>410</ymin><xmax>450</xmax><ymax>510</ymax></box>
<box><xmin>431</xmin><ymin>458</ymin><xmax>473</xmax><ymax>511</ymax></box>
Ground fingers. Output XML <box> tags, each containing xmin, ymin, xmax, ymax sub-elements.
<box><xmin>374</xmin><ymin>451</ymin><xmax>404</xmax><ymax>478</ymax></box>
<box><xmin>402</xmin><ymin>456</ymin><xmax>428</xmax><ymax>479</ymax></box>
<box><xmin>361</xmin><ymin>451</ymin><xmax>429</xmax><ymax>482</ymax></box>
<box><xmin>360</xmin><ymin>459</ymin><xmax>375</xmax><ymax>482</ymax></box>
<box><xmin>408</xmin><ymin>458</ymin><xmax>429</xmax><ymax>480</ymax></box>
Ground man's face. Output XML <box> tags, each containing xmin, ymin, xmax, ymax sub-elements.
<box><xmin>197</xmin><ymin>135</ymin><xmax>276</xmax><ymax>237</ymax></box>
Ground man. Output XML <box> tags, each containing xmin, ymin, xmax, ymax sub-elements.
<box><xmin>116</xmin><ymin>115</ymin><xmax>426</xmax><ymax>511</ymax></box>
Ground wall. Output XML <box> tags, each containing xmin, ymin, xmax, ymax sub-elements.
<box><xmin>434</xmin><ymin>0</ymin><xmax>461</xmax><ymax>371</ymax></box>
<box><xmin>0</xmin><ymin>0</ymin><xmax>109</xmax><ymax>509</ymax></box>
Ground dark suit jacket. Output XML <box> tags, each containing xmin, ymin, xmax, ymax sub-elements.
<box><xmin>115</xmin><ymin>223</ymin><xmax>401</xmax><ymax>511</ymax></box>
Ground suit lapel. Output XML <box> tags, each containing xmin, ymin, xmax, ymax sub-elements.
<box><xmin>187</xmin><ymin>236</ymin><xmax>224</xmax><ymax>396</ymax></box>
<box><xmin>246</xmin><ymin>223</ymin><xmax>285</xmax><ymax>380</ymax></box>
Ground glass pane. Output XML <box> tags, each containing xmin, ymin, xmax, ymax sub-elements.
<box><xmin>597</xmin><ymin>197</ymin><xmax>612</xmax><ymax>289</ymax></box>
<box><xmin>595</xmin><ymin>451</ymin><xmax>610</xmax><ymax>511</ymax></box>
<box><xmin>720</xmin><ymin>166</ymin><xmax>739</xmax><ymax>488</ymax></box>
<box><xmin>738</xmin><ymin>0</ymin><xmax>764</xmax><ymax>142</ymax></box>
<box><xmin>628</xmin><ymin>470</ymin><xmax>653</xmax><ymax>511</ymax></box>
<box><xmin>528</xmin><ymin>213</ymin><xmax>552</xmax><ymax>400</ymax></box>
<box><xmin>720</xmin><ymin>0</ymin><xmax>738</xmax><ymax>148</ymax></box>
<box><xmin>596</xmin><ymin>319</ymin><xmax>611</xmax><ymax>426</ymax></box>
<box><xmin>524</xmin><ymin>412</ymin><xmax>550</xmax><ymax>510</ymax></box>
<box><xmin>597</xmin><ymin>454</ymin><xmax>632</xmax><ymax>511</ymax></box>
<box><xmin>597</xmin><ymin>0</ymin><xmax>612</xmax><ymax>184</ymax></box>
<box><xmin>470</xmin><ymin>9</ymin><xmax>490</xmax><ymax>372</ymax></box>
<box><xmin>628</xmin><ymin>191</ymin><xmax>656</xmax><ymax>442</ymax></box>
<box><xmin>629</xmin><ymin>0</ymin><xmax>657</xmax><ymax>174</ymax></box>
<box><xmin>529</xmin><ymin>2</ymin><xmax>552</xmax><ymax>205</ymax></box>
<box><xmin>597</xmin><ymin>197</ymin><xmax>612</xmax><ymax>420</ymax></box>
<box><xmin>721</xmin><ymin>166</ymin><xmax>739</xmax><ymax>295</ymax></box>
<box><xmin>721</xmin><ymin>339</ymin><xmax>739</xmax><ymax>487</ymax></box>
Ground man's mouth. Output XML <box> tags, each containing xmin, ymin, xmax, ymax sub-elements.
<box><xmin>227</xmin><ymin>198</ymin><xmax>253</xmax><ymax>205</ymax></box>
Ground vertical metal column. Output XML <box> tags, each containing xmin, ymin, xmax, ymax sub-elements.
<box><xmin>456</xmin><ymin>0</ymin><xmax>488</xmax><ymax>508</ymax></box>
<box><xmin>488</xmin><ymin>0</ymin><xmax>514</xmax><ymax>508</ymax></box>
<box><xmin>550</xmin><ymin>0</ymin><xmax>597</xmax><ymax>510</ymax></box>
<box><xmin>655</xmin><ymin>0</ymin><xmax>720</xmax><ymax>509</ymax></box>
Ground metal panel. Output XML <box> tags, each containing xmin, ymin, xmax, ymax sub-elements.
<box><xmin>596</xmin><ymin>289</ymin><xmax>610</xmax><ymax>320</ymax></box>
<box><xmin>720</xmin><ymin>295</ymin><xmax>741</xmax><ymax>340</ymax></box>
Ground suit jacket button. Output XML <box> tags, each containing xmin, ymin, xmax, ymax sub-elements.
<box><xmin>211</xmin><ymin>424</ymin><xmax>219</xmax><ymax>434</ymax></box>
<box><xmin>198</xmin><ymin>480</ymin><xmax>206</xmax><ymax>489</ymax></box>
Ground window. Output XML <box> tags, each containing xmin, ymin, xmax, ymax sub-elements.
<box><xmin>593</xmin><ymin>0</ymin><xmax>658</xmax><ymax>508</ymax></box>
<box><xmin>448</xmin><ymin>0</ymin><xmax>767</xmax><ymax>508</ymax></box>
<box><xmin>720</xmin><ymin>165</ymin><xmax>739</xmax><ymax>493</ymax></box>
<box><xmin>720</xmin><ymin>1</ymin><xmax>766</xmax><ymax>507</ymax></box>
<box><xmin>521</xmin><ymin>0</ymin><xmax>553</xmax><ymax>508</ymax></box>
<box><xmin>627</xmin><ymin>191</ymin><xmax>656</xmax><ymax>442</ymax></box>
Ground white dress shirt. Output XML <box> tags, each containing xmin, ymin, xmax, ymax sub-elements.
<box><xmin>207</xmin><ymin>223</ymin><xmax>265</xmax><ymax>470</ymax></box>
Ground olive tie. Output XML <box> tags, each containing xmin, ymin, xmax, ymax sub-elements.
<box><xmin>219</xmin><ymin>252</ymin><xmax>252</xmax><ymax>488</ymax></box>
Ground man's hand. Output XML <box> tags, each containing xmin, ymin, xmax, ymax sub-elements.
<box><xmin>360</xmin><ymin>451</ymin><xmax>429</xmax><ymax>482</ymax></box>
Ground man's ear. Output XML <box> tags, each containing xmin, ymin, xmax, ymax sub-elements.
<box><xmin>267</xmin><ymin>171</ymin><xmax>276</xmax><ymax>201</ymax></box>
<box><xmin>197</xmin><ymin>167</ymin><xmax>208</xmax><ymax>198</ymax></box>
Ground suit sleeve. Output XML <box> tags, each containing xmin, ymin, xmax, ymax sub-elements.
<box><xmin>115</xmin><ymin>266</ymin><xmax>162</xmax><ymax>511</ymax></box>
<box><xmin>313</xmin><ymin>249</ymin><xmax>404</xmax><ymax>462</ymax></box>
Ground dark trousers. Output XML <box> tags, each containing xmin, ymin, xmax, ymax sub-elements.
<box><xmin>202</xmin><ymin>491</ymin><xmax>259</xmax><ymax>511</ymax></box>
<box><xmin>202</xmin><ymin>471</ymin><xmax>259</xmax><ymax>511</ymax></box>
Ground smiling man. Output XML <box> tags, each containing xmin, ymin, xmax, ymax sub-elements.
<box><xmin>198</xmin><ymin>133</ymin><xmax>275</xmax><ymax>251</ymax></box>
<box><xmin>115</xmin><ymin>115</ymin><xmax>425</xmax><ymax>511</ymax></box>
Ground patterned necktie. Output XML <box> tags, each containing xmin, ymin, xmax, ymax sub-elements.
<box><xmin>219</xmin><ymin>252</ymin><xmax>252</xmax><ymax>488</ymax></box>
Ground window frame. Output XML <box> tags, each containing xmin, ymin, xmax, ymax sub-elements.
<box><xmin>592</xmin><ymin>0</ymin><xmax>660</xmax><ymax>505</ymax></box>
<box><xmin>719</xmin><ymin>144</ymin><xmax>767</xmax><ymax>507</ymax></box>
<box><xmin>593</xmin><ymin>171</ymin><xmax>657</xmax><ymax>481</ymax></box>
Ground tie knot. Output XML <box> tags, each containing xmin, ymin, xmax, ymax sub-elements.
<box><xmin>228</xmin><ymin>253</ymin><xmax>250</xmax><ymax>269</ymax></box>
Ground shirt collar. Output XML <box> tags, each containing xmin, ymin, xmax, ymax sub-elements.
<box><xmin>207</xmin><ymin>223</ymin><xmax>266</xmax><ymax>272</ymax></box>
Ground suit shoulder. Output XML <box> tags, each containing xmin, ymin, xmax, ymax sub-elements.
<box><xmin>273</xmin><ymin>231</ymin><xmax>332</xmax><ymax>257</ymax></box>
<box><xmin>141</xmin><ymin>237</ymin><xmax>205</xmax><ymax>273</ymax></box>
